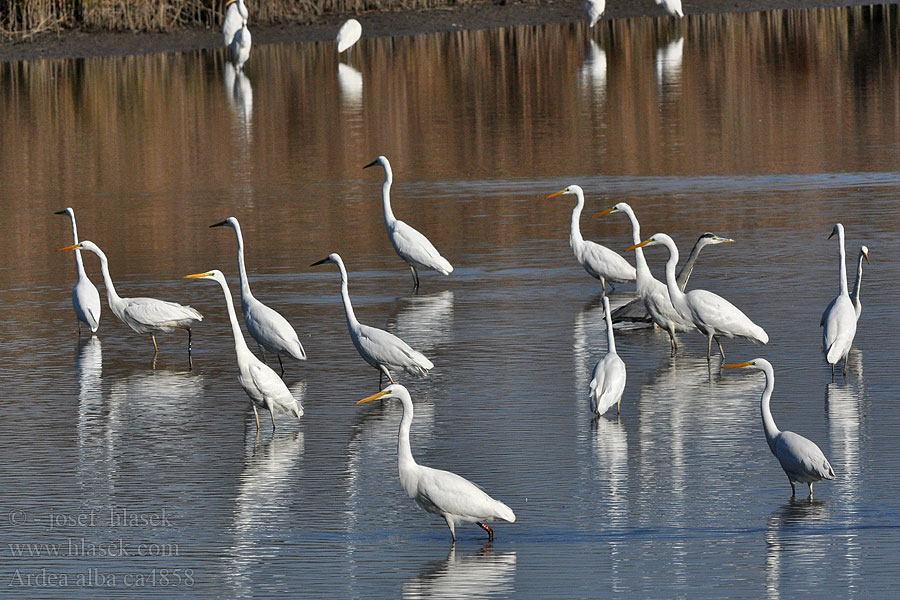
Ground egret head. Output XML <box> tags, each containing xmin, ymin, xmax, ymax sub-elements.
<box><xmin>591</xmin><ymin>202</ymin><xmax>630</xmax><ymax>219</ymax></box>
<box><xmin>57</xmin><ymin>240</ymin><xmax>100</xmax><ymax>255</ymax></box>
<box><xmin>828</xmin><ymin>223</ymin><xmax>844</xmax><ymax>240</ymax></box>
<box><xmin>310</xmin><ymin>253</ymin><xmax>341</xmax><ymax>268</ymax></box>
<box><xmin>185</xmin><ymin>269</ymin><xmax>225</xmax><ymax>283</ymax></box>
<box><xmin>545</xmin><ymin>184</ymin><xmax>584</xmax><ymax>200</ymax></box>
<box><xmin>210</xmin><ymin>217</ymin><xmax>239</xmax><ymax>230</ymax></box>
<box><xmin>722</xmin><ymin>358</ymin><xmax>772</xmax><ymax>373</ymax></box>
<box><xmin>860</xmin><ymin>246</ymin><xmax>869</xmax><ymax>264</ymax></box>
<box><xmin>695</xmin><ymin>232</ymin><xmax>735</xmax><ymax>247</ymax></box>
<box><xmin>357</xmin><ymin>383</ymin><xmax>411</xmax><ymax>405</ymax></box>
<box><xmin>363</xmin><ymin>155</ymin><xmax>390</xmax><ymax>170</ymax></box>
<box><xmin>54</xmin><ymin>208</ymin><xmax>74</xmax><ymax>218</ymax></box>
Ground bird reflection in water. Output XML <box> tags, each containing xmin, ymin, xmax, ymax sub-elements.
<box><xmin>655</xmin><ymin>36</ymin><xmax>684</xmax><ymax>93</ymax></box>
<box><xmin>765</xmin><ymin>499</ymin><xmax>830</xmax><ymax>600</ymax></box>
<box><xmin>579</xmin><ymin>39</ymin><xmax>607</xmax><ymax>99</ymax></box>
<box><xmin>76</xmin><ymin>337</ymin><xmax>108</xmax><ymax>500</ymax></box>
<box><xmin>224</xmin><ymin>62</ymin><xmax>253</xmax><ymax>143</ymax></box>
<box><xmin>387</xmin><ymin>290</ymin><xmax>454</xmax><ymax>353</ymax></box>
<box><xmin>402</xmin><ymin>544</ymin><xmax>516</xmax><ymax>599</ymax></box>
<box><xmin>338</xmin><ymin>62</ymin><xmax>363</xmax><ymax>110</ymax></box>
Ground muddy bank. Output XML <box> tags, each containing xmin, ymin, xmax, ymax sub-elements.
<box><xmin>0</xmin><ymin>0</ymin><xmax>890</xmax><ymax>62</ymax></box>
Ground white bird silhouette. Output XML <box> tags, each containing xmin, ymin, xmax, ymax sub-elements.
<box><xmin>55</xmin><ymin>208</ymin><xmax>101</xmax><ymax>334</ymax></box>
<box><xmin>821</xmin><ymin>224</ymin><xmax>858</xmax><ymax>379</ymax></box>
<box><xmin>590</xmin><ymin>296</ymin><xmax>626</xmax><ymax>416</ymax></box>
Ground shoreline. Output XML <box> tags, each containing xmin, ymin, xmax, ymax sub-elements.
<box><xmin>0</xmin><ymin>0</ymin><xmax>890</xmax><ymax>62</ymax></box>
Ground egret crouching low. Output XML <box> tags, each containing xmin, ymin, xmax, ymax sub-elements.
<box><xmin>311</xmin><ymin>253</ymin><xmax>433</xmax><ymax>385</ymax></box>
<box><xmin>364</xmin><ymin>156</ymin><xmax>453</xmax><ymax>289</ymax></box>
<box><xmin>58</xmin><ymin>241</ymin><xmax>202</xmax><ymax>360</ymax></box>
<box><xmin>185</xmin><ymin>270</ymin><xmax>303</xmax><ymax>431</ymax></box>
<box><xmin>590</xmin><ymin>296</ymin><xmax>626</xmax><ymax>416</ymax></box>
<box><xmin>723</xmin><ymin>359</ymin><xmax>835</xmax><ymax>498</ymax></box>
<box><xmin>55</xmin><ymin>208</ymin><xmax>101</xmax><ymax>334</ymax></box>
<box><xmin>358</xmin><ymin>384</ymin><xmax>516</xmax><ymax>542</ymax></box>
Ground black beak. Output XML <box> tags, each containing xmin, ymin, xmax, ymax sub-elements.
<box><xmin>210</xmin><ymin>220</ymin><xmax>229</xmax><ymax>228</ymax></box>
<box><xmin>363</xmin><ymin>159</ymin><xmax>379</xmax><ymax>169</ymax></box>
<box><xmin>54</xmin><ymin>209</ymin><xmax>67</xmax><ymax>215</ymax></box>
<box><xmin>310</xmin><ymin>257</ymin><xmax>330</xmax><ymax>267</ymax></box>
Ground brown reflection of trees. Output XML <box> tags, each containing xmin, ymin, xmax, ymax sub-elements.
<box><xmin>2</xmin><ymin>6</ymin><xmax>899</xmax><ymax>293</ymax></box>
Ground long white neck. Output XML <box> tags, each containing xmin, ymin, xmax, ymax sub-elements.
<box><xmin>837</xmin><ymin>226</ymin><xmax>849</xmax><ymax>296</ymax></box>
<box><xmin>230</xmin><ymin>222</ymin><xmax>254</xmax><ymax>302</ymax></box>
<box><xmin>214</xmin><ymin>275</ymin><xmax>253</xmax><ymax>357</ymax></box>
<box><xmin>89</xmin><ymin>246</ymin><xmax>123</xmax><ymax>311</ymax></box>
<box><xmin>620</xmin><ymin>204</ymin><xmax>650</xmax><ymax>282</ymax></box>
<box><xmin>570</xmin><ymin>191</ymin><xmax>585</xmax><ymax>250</ymax></box>
<box><xmin>397</xmin><ymin>394</ymin><xmax>418</xmax><ymax>476</ymax></box>
<box><xmin>851</xmin><ymin>249</ymin><xmax>864</xmax><ymax>308</ymax></box>
<box><xmin>334</xmin><ymin>257</ymin><xmax>360</xmax><ymax>328</ymax></box>
<box><xmin>604</xmin><ymin>300</ymin><xmax>616</xmax><ymax>354</ymax></box>
<box><xmin>65</xmin><ymin>212</ymin><xmax>88</xmax><ymax>278</ymax></box>
<box><xmin>758</xmin><ymin>362</ymin><xmax>780</xmax><ymax>454</ymax></box>
<box><xmin>659</xmin><ymin>236</ymin><xmax>690</xmax><ymax>316</ymax></box>
<box><xmin>380</xmin><ymin>163</ymin><xmax>396</xmax><ymax>227</ymax></box>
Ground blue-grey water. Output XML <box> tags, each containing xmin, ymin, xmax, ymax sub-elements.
<box><xmin>1</xmin><ymin>5</ymin><xmax>900</xmax><ymax>597</ymax></box>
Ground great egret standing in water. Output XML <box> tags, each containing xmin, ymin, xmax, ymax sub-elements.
<box><xmin>336</xmin><ymin>19</ymin><xmax>362</xmax><ymax>53</ymax></box>
<box><xmin>594</xmin><ymin>202</ymin><xmax>732</xmax><ymax>347</ymax></box>
<box><xmin>584</xmin><ymin>0</ymin><xmax>605</xmax><ymax>27</ymax></box>
<box><xmin>357</xmin><ymin>384</ymin><xmax>516</xmax><ymax>542</ymax></box>
<box><xmin>311</xmin><ymin>253</ymin><xmax>433</xmax><ymax>384</ymax></box>
<box><xmin>55</xmin><ymin>208</ymin><xmax>101</xmax><ymax>334</ymax></box>
<box><xmin>364</xmin><ymin>156</ymin><xmax>453</xmax><ymax>289</ymax></box>
<box><xmin>211</xmin><ymin>217</ymin><xmax>306</xmax><ymax>375</ymax></box>
<box><xmin>58</xmin><ymin>241</ymin><xmax>202</xmax><ymax>358</ymax></box>
<box><xmin>186</xmin><ymin>270</ymin><xmax>302</xmax><ymax>431</ymax></box>
<box><xmin>231</xmin><ymin>17</ymin><xmax>252</xmax><ymax>71</ymax></box>
<box><xmin>627</xmin><ymin>233</ymin><xmax>768</xmax><ymax>359</ymax></box>
<box><xmin>590</xmin><ymin>296</ymin><xmax>626</xmax><ymax>416</ymax></box>
<box><xmin>821</xmin><ymin>224</ymin><xmax>858</xmax><ymax>379</ymax></box>
<box><xmin>546</xmin><ymin>185</ymin><xmax>635</xmax><ymax>295</ymax></box>
<box><xmin>222</xmin><ymin>0</ymin><xmax>248</xmax><ymax>47</ymax></box>
<box><xmin>723</xmin><ymin>359</ymin><xmax>835</xmax><ymax>498</ymax></box>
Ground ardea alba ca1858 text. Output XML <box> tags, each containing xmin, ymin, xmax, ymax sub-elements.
<box><xmin>55</xmin><ymin>208</ymin><xmax>101</xmax><ymax>334</ymax></box>
<box><xmin>590</xmin><ymin>296</ymin><xmax>626</xmax><ymax>416</ymax></box>
<box><xmin>821</xmin><ymin>224</ymin><xmax>858</xmax><ymax>379</ymax></box>
<box><xmin>357</xmin><ymin>384</ymin><xmax>515</xmax><ymax>542</ymax></box>
<box><xmin>58</xmin><ymin>241</ymin><xmax>202</xmax><ymax>358</ymax></box>
<box><xmin>364</xmin><ymin>156</ymin><xmax>453</xmax><ymax>289</ymax></box>
<box><xmin>211</xmin><ymin>217</ymin><xmax>306</xmax><ymax>374</ymax></box>
<box><xmin>627</xmin><ymin>233</ymin><xmax>767</xmax><ymax>360</ymax></box>
<box><xmin>723</xmin><ymin>359</ymin><xmax>835</xmax><ymax>498</ymax></box>
<box><xmin>185</xmin><ymin>270</ymin><xmax>303</xmax><ymax>431</ymax></box>
<box><xmin>546</xmin><ymin>185</ymin><xmax>635</xmax><ymax>295</ymax></box>
<box><xmin>311</xmin><ymin>253</ymin><xmax>433</xmax><ymax>384</ymax></box>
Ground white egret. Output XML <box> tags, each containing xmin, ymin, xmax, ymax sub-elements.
<box><xmin>186</xmin><ymin>270</ymin><xmax>302</xmax><ymax>431</ymax></box>
<box><xmin>546</xmin><ymin>185</ymin><xmax>636</xmax><ymax>295</ymax></box>
<box><xmin>311</xmin><ymin>253</ymin><xmax>433</xmax><ymax>384</ymax></box>
<box><xmin>594</xmin><ymin>203</ymin><xmax>734</xmax><ymax>346</ymax></box>
<box><xmin>821</xmin><ymin>224</ymin><xmax>858</xmax><ymax>379</ymax></box>
<box><xmin>656</xmin><ymin>0</ymin><xmax>684</xmax><ymax>18</ymax></box>
<box><xmin>336</xmin><ymin>18</ymin><xmax>362</xmax><ymax>53</ymax></box>
<box><xmin>364</xmin><ymin>156</ymin><xmax>453</xmax><ymax>289</ymax></box>
<box><xmin>584</xmin><ymin>0</ymin><xmax>605</xmax><ymax>27</ymax></box>
<box><xmin>211</xmin><ymin>217</ymin><xmax>306</xmax><ymax>374</ymax></box>
<box><xmin>590</xmin><ymin>296</ymin><xmax>626</xmax><ymax>416</ymax></box>
<box><xmin>723</xmin><ymin>359</ymin><xmax>835</xmax><ymax>498</ymax></box>
<box><xmin>222</xmin><ymin>0</ymin><xmax>248</xmax><ymax>48</ymax></box>
<box><xmin>627</xmin><ymin>233</ymin><xmax>768</xmax><ymax>359</ymax></box>
<box><xmin>58</xmin><ymin>241</ymin><xmax>202</xmax><ymax>358</ymax></box>
<box><xmin>822</xmin><ymin>244</ymin><xmax>868</xmax><ymax>325</ymax></box>
<box><xmin>231</xmin><ymin>17</ymin><xmax>252</xmax><ymax>72</ymax></box>
<box><xmin>357</xmin><ymin>384</ymin><xmax>515</xmax><ymax>542</ymax></box>
<box><xmin>55</xmin><ymin>208</ymin><xmax>101</xmax><ymax>334</ymax></box>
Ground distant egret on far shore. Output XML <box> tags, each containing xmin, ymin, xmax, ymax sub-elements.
<box><xmin>337</xmin><ymin>19</ymin><xmax>362</xmax><ymax>54</ymax></box>
<box><xmin>657</xmin><ymin>0</ymin><xmax>684</xmax><ymax>18</ymax></box>
<box><xmin>223</xmin><ymin>0</ymin><xmax>248</xmax><ymax>48</ymax></box>
<box><xmin>585</xmin><ymin>0</ymin><xmax>605</xmax><ymax>27</ymax></box>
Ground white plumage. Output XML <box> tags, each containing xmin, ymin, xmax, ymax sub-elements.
<box><xmin>850</xmin><ymin>245</ymin><xmax>868</xmax><ymax>318</ymax></box>
<box><xmin>821</xmin><ymin>223</ymin><xmax>858</xmax><ymax>379</ymax></box>
<box><xmin>231</xmin><ymin>18</ymin><xmax>252</xmax><ymax>71</ymax></box>
<box><xmin>357</xmin><ymin>384</ymin><xmax>515</xmax><ymax>542</ymax></box>
<box><xmin>311</xmin><ymin>253</ymin><xmax>433</xmax><ymax>383</ymax></box>
<box><xmin>222</xmin><ymin>0</ymin><xmax>248</xmax><ymax>48</ymax></box>
<box><xmin>336</xmin><ymin>18</ymin><xmax>362</xmax><ymax>53</ymax></box>
<box><xmin>657</xmin><ymin>0</ymin><xmax>684</xmax><ymax>18</ymax></box>
<box><xmin>211</xmin><ymin>217</ymin><xmax>306</xmax><ymax>374</ymax></box>
<box><xmin>629</xmin><ymin>233</ymin><xmax>767</xmax><ymax>359</ymax></box>
<box><xmin>724</xmin><ymin>359</ymin><xmax>835</xmax><ymax>498</ymax></box>
<box><xmin>590</xmin><ymin>296</ymin><xmax>626</xmax><ymax>416</ymax></box>
<box><xmin>364</xmin><ymin>156</ymin><xmax>453</xmax><ymax>289</ymax></box>
<box><xmin>546</xmin><ymin>185</ymin><xmax>636</xmax><ymax>294</ymax></box>
<box><xmin>58</xmin><ymin>241</ymin><xmax>202</xmax><ymax>356</ymax></box>
<box><xmin>55</xmin><ymin>208</ymin><xmax>101</xmax><ymax>334</ymax></box>
<box><xmin>186</xmin><ymin>270</ymin><xmax>302</xmax><ymax>430</ymax></box>
<box><xmin>584</xmin><ymin>0</ymin><xmax>606</xmax><ymax>27</ymax></box>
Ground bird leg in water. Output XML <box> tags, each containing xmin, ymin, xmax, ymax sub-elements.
<box><xmin>808</xmin><ymin>482</ymin><xmax>814</xmax><ymax>499</ymax></box>
<box><xmin>444</xmin><ymin>515</ymin><xmax>457</xmax><ymax>543</ymax></box>
<box><xmin>270</xmin><ymin>408</ymin><xmax>276</xmax><ymax>432</ymax></box>
<box><xmin>477</xmin><ymin>522</ymin><xmax>494</xmax><ymax>541</ymax></box>
<box><xmin>788</xmin><ymin>478</ymin><xmax>796</xmax><ymax>497</ymax></box>
<box><xmin>278</xmin><ymin>355</ymin><xmax>285</xmax><ymax>377</ymax></box>
<box><xmin>252</xmin><ymin>405</ymin><xmax>261</xmax><ymax>432</ymax></box>
<box><xmin>715</xmin><ymin>337</ymin><xmax>725</xmax><ymax>359</ymax></box>
<box><xmin>152</xmin><ymin>334</ymin><xmax>159</xmax><ymax>355</ymax></box>
<box><xmin>410</xmin><ymin>265</ymin><xmax>420</xmax><ymax>290</ymax></box>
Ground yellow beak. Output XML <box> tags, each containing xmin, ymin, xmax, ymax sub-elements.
<box><xmin>184</xmin><ymin>272</ymin><xmax>213</xmax><ymax>279</ymax></box>
<box><xmin>357</xmin><ymin>389</ymin><xmax>390</xmax><ymax>404</ymax></box>
<box><xmin>545</xmin><ymin>190</ymin><xmax>566</xmax><ymax>199</ymax></box>
<box><xmin>592</xmin><ymin>208</ymin><xmax>615</xmax><ymax>219</ymax></box>
<box><xmin>624</xmin><ymin>239</ymin><xmax>652</xmax><ymax>252</ymax></box>
<box><xmin>57</xmin><ymin>243</ymin><xmax>81</xmax><ymax>252</ymax></box>
<box><xmin>863</xmin><ymin>251</ymin><xmax>870</xmax><ymax>264</ymax></box>
<box><xmin>722</xmin><ymin>361</ymin><xmax>754</xmax><ymax>369</ymax></box>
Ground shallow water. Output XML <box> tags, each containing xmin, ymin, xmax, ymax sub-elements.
<box><xmin>2</xmin><ymin>5</ymin><xmax>900</xmax><ymax>597</ymax></box>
